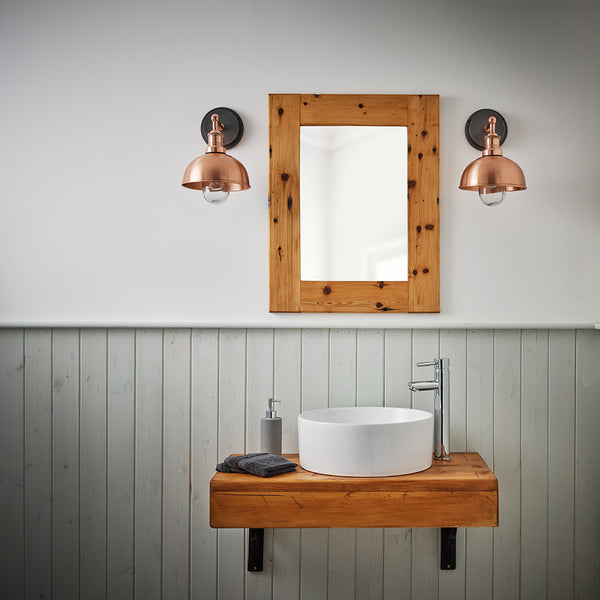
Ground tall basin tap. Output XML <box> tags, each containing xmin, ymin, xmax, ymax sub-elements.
<box><xmin>408</xmin><ymin>358</ymin><xmax>450</xmax><ymax>460</ymax></box>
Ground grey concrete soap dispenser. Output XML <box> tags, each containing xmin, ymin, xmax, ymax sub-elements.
<box><xmin>260</xmin><ymin>399</ymin><xmax>282</xmax><ymax>455</ymax></box>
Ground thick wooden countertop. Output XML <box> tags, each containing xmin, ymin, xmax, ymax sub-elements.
<box><xmin>210</xmin><ymin>452</ymin><xmax>498</xmax><ymax>528</ymax></box>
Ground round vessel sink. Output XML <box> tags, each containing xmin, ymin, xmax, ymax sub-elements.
<box><xmin>298</xmin><ymin>406</ymin><xmax>433</xmax><ymax>477</ymax></box>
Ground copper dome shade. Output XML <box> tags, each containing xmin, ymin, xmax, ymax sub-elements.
<box><xmin>182</xmin><ymin>152</ymin><xmax>250</xmax><ymax>192</ymax></box>
<box><xmin>459</xmin><ymin>155</ymin><xmax>526</xmax><ymax>192</ymax></box>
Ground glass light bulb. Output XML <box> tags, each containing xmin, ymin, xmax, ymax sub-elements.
<box><xmin>202</xmin><ymin>181</ymin><xmax>229</xmax><ymax>204</ymax></box>
<box><xmin>478</xmin><ymin>185</ymin><xmax>506</xmax><ymax>207</ymax></box>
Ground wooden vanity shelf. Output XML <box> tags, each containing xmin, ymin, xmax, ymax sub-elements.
<box><xmin>210</xmin><ymin>452</ymin><xmax>498</xmax><ymax>529</ymax></box>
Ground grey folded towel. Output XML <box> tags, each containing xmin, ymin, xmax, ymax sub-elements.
<box><xmin>216</xmin><ymin>453</ymin><xmax>267</xmax><ymax>473</ymax></box>
<box><xmin>216</xmin><ymin>453</ymin><xmax>297</xmax><ymax>477</ymax></box>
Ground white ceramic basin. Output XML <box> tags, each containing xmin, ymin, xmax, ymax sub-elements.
<box><xmin>298</xmin><ymin>406</ymin><xmax>433</xmax><ymax>477</ymax></box>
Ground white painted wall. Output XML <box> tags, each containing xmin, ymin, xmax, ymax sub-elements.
<box><xmin>1</xmin><ymin>0</ymin><xmax>599</xmax><ymax>327</ymax></box>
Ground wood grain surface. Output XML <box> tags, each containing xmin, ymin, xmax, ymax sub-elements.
<box><xmin>210</xmin><ymin>452</ymin><xmax>498</xmax><ymax>528</ymax></box>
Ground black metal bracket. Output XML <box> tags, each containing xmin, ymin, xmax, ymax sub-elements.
<box><xmin>248</xmin><ymin>528</ymin><xmax>264</xmax><ymax>572</ymax></box>
<box><xmin>201</xmin><ymin>107</ymin><xmax>244</xmax><ymax>149</ymax></box>
<box><xmin>464</xmin><ymin>108</ymin><xmax>508</xmax><ymax>150</ymax></box>
<box><xmin>440</xmin><ymin>527</ymin><xmax>457</xmax><ymax>570</ymax></box>
<box><xmin>248</xmin><ymin>526</ymin><xmax>456</xmax><ymax>572</ymax></box>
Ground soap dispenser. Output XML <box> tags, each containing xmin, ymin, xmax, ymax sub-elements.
<box><xmin>260</xmin><ymin>399</ymin><xmax>282</xmax><ymax>455</ymax></box>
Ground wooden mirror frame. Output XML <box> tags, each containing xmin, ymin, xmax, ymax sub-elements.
<box><xmin>269</xmin><ymin>94</ymin><xmax>439</xmax><ymax>313</ymax></box>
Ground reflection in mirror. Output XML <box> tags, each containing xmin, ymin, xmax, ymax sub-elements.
<box><xmin>300</xmin><ymin>126</ymin><xmax>408</xmax><ymax>281</ymax></box>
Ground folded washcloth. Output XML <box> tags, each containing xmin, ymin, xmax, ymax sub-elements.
<box><xmin>216</xmin><ymin>453</ymin><xmax>267</xmax><ymax>473</ymax></box>
<box><xmin>216</xmin><ymin>453</ymin><xmax>297</xmax><ymax>477</ymax></box>
<box><xmin>235</xmin><ymin>453</ymin><xmax>297</xmax><ymax>477</ymax></box>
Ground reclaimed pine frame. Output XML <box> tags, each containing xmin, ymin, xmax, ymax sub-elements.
<box><xmin>269</xmin><ymin>93</ymin><xmax>439</xmax><ymax>313</ymax></box>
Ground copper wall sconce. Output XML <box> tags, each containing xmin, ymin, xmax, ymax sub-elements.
<box><xmin>459</xmin><ymin>108</ymin><xmax>526</xmax><ymax>206</ymax></box>
<box><xmin>182</xmin><ymin>107</ymin><xmax>250</xmax><ymax>204</ymax></box>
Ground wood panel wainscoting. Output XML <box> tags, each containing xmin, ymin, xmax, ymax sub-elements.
<box><xmin>1</xmin><ymin>328</ymin><xmax>598</xmax><ymax>599</ymax></box>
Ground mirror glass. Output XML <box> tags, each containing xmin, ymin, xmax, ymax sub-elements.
<box><xmin>300</xmin><ymin>126</ymin><xmax>408</xmax><ymax>281</ymax></box>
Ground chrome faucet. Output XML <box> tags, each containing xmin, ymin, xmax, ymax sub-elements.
<box><xmin>408</xmin><ymin>358</ymin><xmax>450</xmax><ymax>460</ymax></box>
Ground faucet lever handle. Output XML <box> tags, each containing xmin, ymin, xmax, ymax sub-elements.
<box><xmin>416</xmin><ymin>359</ymin><xmax>439</xmax><ymax>367</ymax></box>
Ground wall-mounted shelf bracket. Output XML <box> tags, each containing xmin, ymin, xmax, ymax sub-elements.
<box><xmin>248</xmin><ymin>528</ymin><xmax>264</xmax><ymax>572</ymax></box>
<box><xmin>440</xmin><ymin>527</ymin><xmax>457</xmax><ymax>570</ymax></box>
<box><xmin>248</xmin><ymin>526</ymin><xmax>457</xmax><ymax>572</ymax></box>
<box><xmin>248</xmin><ymin>526</ymin><xmax>457</xmax><ymax>571</ymax></box>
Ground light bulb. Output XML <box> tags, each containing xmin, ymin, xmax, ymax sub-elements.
<box><xmin>478</xmin><ymin>185</ymin><xmax>506</xmax><ymax>207</ymax></box>
<box><xmin>202</xmin><ymin>181</ymin><xmax>229</xmax><ymax>204</ymax></box>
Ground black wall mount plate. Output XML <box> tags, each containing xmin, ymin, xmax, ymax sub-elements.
<box><xmin>201</xmin><ymin>107</ymin><xmax>244</xmax><ymax>149</ymax></box>
<box><xmin>465</xmin><ymin>108</ymin><xmax>507</xmax><ymax>150</ymax></box>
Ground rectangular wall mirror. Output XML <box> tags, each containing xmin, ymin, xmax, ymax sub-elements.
<box><xmin>269</xmin><ymin>94</ymin><xmax>439</xmax><ymax>313</ymax></box>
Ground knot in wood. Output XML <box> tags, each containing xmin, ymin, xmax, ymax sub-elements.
<box><xmin>281</xmin><ymin>173</ymin><xmax>289</xmax><ymax>181</ymax></box>
<box><xmin>322</xmin><ymin>286</ymin><xmax>331</xmax><ymax>295</ymax></box>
